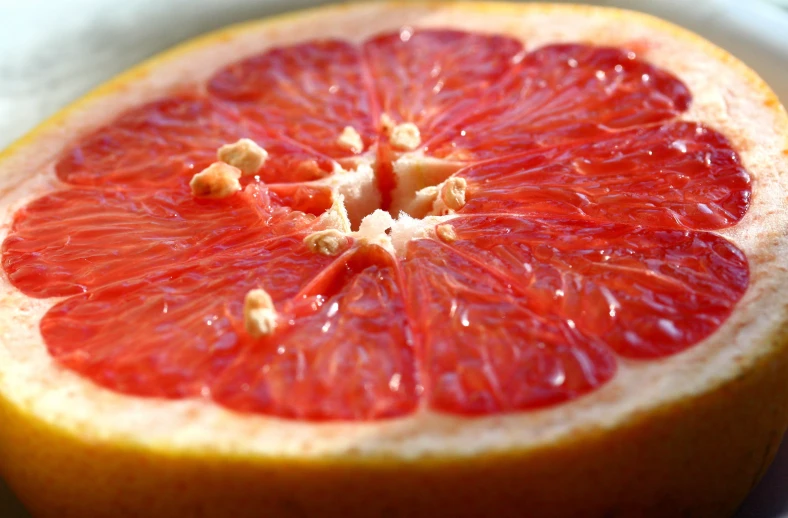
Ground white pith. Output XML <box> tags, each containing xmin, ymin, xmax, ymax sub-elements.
<box><xmin>390</xmin><ymin>153</ymin><xmax>465</xmax><ymax>215</ymax></box>
<box><xmin>0</xmin><ymin>2</ymin><xmax>786</xmax><ymax>461</ymax></box>
<box><xmin>305</xmin><ymin>154</ymin><xmax>459</xmax><ymax>256</ymax></box>
<box><xmin>303</xmin><ymin>146</ymin><xmax>460</xmax><ymax>256</ymax></box>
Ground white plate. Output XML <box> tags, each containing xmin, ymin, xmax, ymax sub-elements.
<box><xmin>0</xmin><ymin>1</ymin><xmax>787</xmax><ymax>516</ymax></box>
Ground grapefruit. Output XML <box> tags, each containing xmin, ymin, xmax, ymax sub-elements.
<box><xmin>1</xmin><ymin>2</ymin><xmax>787</xmax><ymax>517</ymax></box>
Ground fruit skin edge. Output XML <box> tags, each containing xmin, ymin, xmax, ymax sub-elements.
<box><xmin>0</xmin><ymin>1</ymin><xmax>787</xmax><ymax>517</ymax></box>
<box><xmin>1</xmin><ymin>327</ymin><xmax>787</xmax><ymax>518</ymax></box>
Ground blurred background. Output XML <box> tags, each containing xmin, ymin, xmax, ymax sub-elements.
<box><xmin>0</xmin><ymin>0</ymin><xmax>786</xmax><ymax>516</ymax></box>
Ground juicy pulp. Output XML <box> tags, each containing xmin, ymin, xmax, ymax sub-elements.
<box><xmin>1</xmin><ymin>29</ymin><xmax>750</xmax><ymax>420</ymax></box>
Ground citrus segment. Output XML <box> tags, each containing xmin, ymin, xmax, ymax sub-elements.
<box><xmin>208</xmin><ymin>40</ymin><xmax>376</xmax><ymax>161</ymax></box>
<box><xmin>454</xmin><ymin>122</ymin><xmax>750</xmax><ymax>230</ymax></box>
<box><xmin>405</xmin><ymin>236</ymin><xmax>617</xmax><ymax>413</ymax></box>
<box><xmin>55</xmin><ymin>95</ymin><xmax>336</xmax><ymax>188</ymax></box>
<box><xmin>426</xmin><ymin>44</ymin><xmax>691</xmax><ymax>160</ymax></box>
<box><xmin>421</xmin><ymin>215</ymin><xmax>749</xmax><ymax>361</ymax></box>
<box><xmin>39</xmin><ymin>233</ymin><xmax>338</xmax><ymax>400</ymax></box>
<box><xmin>2</xmin><ymin>183</ymin><xmax>331</xmax><ymax>298</ymax></box>
<box><xmin>213</xmin><ymin>245</ymin><xmax>417</xmax><ymax>419</ymax></box>
<box><xmin>363</xmin><ymin>29</ymin><xmax>523</xmax><ymax>139</ymax></box>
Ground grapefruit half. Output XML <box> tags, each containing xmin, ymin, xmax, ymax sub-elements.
<box><xmin>1</xmin><ymin>2</ymin><xmax>788</xmax><ymax>517</ymax></box>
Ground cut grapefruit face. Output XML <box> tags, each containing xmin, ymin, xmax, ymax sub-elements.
<box><xmin>1</xmin><ymin>3</ymin><xmax>787</xmax><ymax>517</ymax></box>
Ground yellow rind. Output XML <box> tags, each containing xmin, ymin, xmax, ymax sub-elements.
<box><xmin>2</xmin><ymin>326</ymin><xmax>786</xmax><ymax>517</ymax></box>
<box><xmin>1</xmin><ymin>2</ymin><xmax>787</xmax><ymax>517</ymax></box>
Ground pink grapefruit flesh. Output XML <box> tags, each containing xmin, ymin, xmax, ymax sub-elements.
<box><xmin>1</xmin><ymin>29</ymin><xmax>751</xmax><ymax>421</ymax></box>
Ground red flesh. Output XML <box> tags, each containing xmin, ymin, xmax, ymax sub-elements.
<box><xmin>2</xmin><ymin>30</ymin><xmax>750</xmax><ymax>420</ymax></box>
